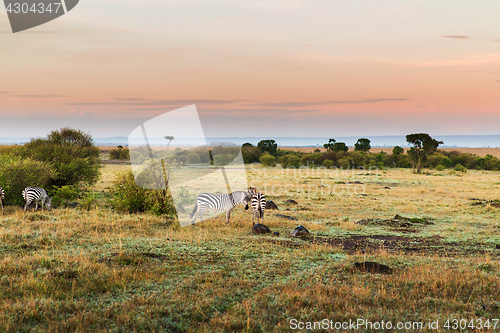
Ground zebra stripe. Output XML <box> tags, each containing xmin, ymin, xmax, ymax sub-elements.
<box><xmin>23</xmin><ymin>187</ymin><xmax>52</xmax><ymax>211</ymax></box>
<box><xmin>249</xmin><ymin>192</ymin><xmax>266</xmax><ymax>225</ymax></box>
<box><xmin>191</xmin><ymin>190</ymin><xmax>251</xmax><ymax>224</ymax></box>
<box><xmin>0</xmin><ymin>186</ymin><xmax>4</xmax><ymax>210</ymax></box>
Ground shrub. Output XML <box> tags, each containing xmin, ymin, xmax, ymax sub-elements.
<box><xmin>51</xmin><ymin>185</ymin><xmax>81</xmax><ymax>208</ymax></box>
<box><xmin>241</xmin><ymin>146</ymin><xmax>262</xmax><ymax>164</ymax></box>
<box><xmin>260</xmin><ymin>154</ymin><xmax>276</xmax><ymax>167</ymax></box>
<box><xmin>109</xmin><ymin>147</ymin><xmax>130</xmax><ymax>160</ymax></box>
<box><xmin>322</xmin><ymin>159</ymin><xmax>334</xmax><ymax>168</ymax></box>
<box><xmin>287</xmin><ymin>155</ymin><xmax>301</xmax><ymax>168</ymax></box>
<box><xmin>278</xmin><ymin>155</ymin><xmax>290</xmax><ymax>168</ymax></box>
<box><xmin>454</xmin><ymin>163</ymin><xmax>467</xmax><ymax>173</ymax></box>
<box><xmin>435</xmin><ymin>165</ymin><xmax>445</xmax><ymax>171</ymax></box>
<box><xmin>16</xmin><ymin>127</ymin><xmax>102</xmax><ymax>187</ymax></box>
<box><xmin>109</xmin><ymin>170</ymin><xmax>176</xmax><ymax>216</ymax></box>
<box><xmin>0</xmin><ymin>155</ymin><xmax>56</xmax><ymax>206</ymax></box>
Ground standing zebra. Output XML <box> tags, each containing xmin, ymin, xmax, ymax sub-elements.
<box><xmin>23</xmin><ymin>187</ymin><xmax>52</xmax><ymax>211</ymax></box>
<box><xmin>191</xmin><ymin>190</ymin><xmax>252</xmax><ymax>224</ymax></box>
<box><xmin>248</xmin><ymin>189</ymin><xmax>266</xmax><ymax>225</ymax></box>
<box><xmin>0</xmin><ymin>186</ymin><xmax>4</xmax><ymax>210</ymax></box>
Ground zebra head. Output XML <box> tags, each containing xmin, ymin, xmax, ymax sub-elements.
<box><xmin>46</xmin><ymin>197</ymin><xmax>52</xmax><ymax>210</ymax></box>
<box><xmin>243</xmin><ymin>192</ymin><xmax>253</xmax><ymax>210</ymax></box>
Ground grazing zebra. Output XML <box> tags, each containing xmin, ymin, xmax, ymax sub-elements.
<box><xmin>248</xmin><ymin>191</ymin><xmax>266</xmax><ymax>225</ymax></box>
<box><xmin>0</xmin><ymin>186</ymin><xmax>4</xmax><ymax>210</ymax></box>
<box><xmin>191</xmin><ymin>190</ymin><xmax>252</xmax><ymax>224</ymax></box>
<box><xmin>22</xmin><ymin>187</ymin><xmax>52</xmax><ymax>211</ymax></box>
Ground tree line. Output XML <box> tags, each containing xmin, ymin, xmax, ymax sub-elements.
<box><xmin>242</xmin><ymin>134</ymin><xmax>500</xmax><ymax>173</ymax></box>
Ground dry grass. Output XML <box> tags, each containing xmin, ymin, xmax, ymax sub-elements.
<box><xmin>1</xmin><ymin>165</ymin><xmax>500</xmax><ymax>332</ymax></box>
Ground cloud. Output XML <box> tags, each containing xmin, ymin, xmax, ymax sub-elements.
<box><xmin>70</xmin><ymin>99</ymin><xmax>244</xmax><ymax>106</ymax></box>
<box><xmin>0</xmin><ymin>91</ymin><xmax>10</xmax><ymax>94</ymax></box>
<box><xmin>250</xmin><ymin>98</ymin><xmax>409</xmax><ymax>108</ymax></box>
<box><xmin>494</xmin><ymin>39</ymin><xmax>500</xmax><ymax>42</ymax></box>
<box><xmin>114</xmin><ymin>98</ymin><xmax>148</xmax><ymax>102</ymax></box>
<box><xmin>442</xmin><ymin>35</ymin><xmax>470</xmax><ymax>39</ymax></box>
<box><xmin>17</xmin><ymin>94</ymin><xmax>66</xmax><ymax>98</ymax></box>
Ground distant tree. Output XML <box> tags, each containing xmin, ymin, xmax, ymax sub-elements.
<box><xmin>242</xmin><ymin>142</ymin><xmax>253</xmax><ymax>148</ymax></box>
<box><xmin>392</xmin><ymin>146</ymin><xmax>404</xmax><ymax>155</ymax></box>
<box><xmin>406</xmin><ymin>133</ymin><xmax>443</xmax><ymax>173</ymax></box>
<box><xmin>314</xmin><ymin>148</ymin><xmax>321</xmax><ymax>153</ymax></box>
<box><xmin>354</xmin><ymin>138</ymin><xmax>371</xmax><ymax>152</ymax></box>
<box><xmin>258</xmin><ymin>139</ymin><xmax>278</xmax><ymax>156</ymax></box>
<box><xmin>332</xmin><ymin>142</ymin><xmax>349</xmax><ymax>153</ymax></box>
<box><xmin>323</xmin><ymin>138</ymin><xmax>336</xmax><ymax>152</ymax></box>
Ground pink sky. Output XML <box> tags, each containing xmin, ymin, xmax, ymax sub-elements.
<box><xmin>1</xmin><ymin>0</ymin><xmax>500</xmax><ymax>138</ymax></box>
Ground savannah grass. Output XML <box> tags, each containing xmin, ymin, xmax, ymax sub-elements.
<box><xmin>0</xmin><ymin>165</ymin><xmax>499</xmax><ymax>332</ymax></box>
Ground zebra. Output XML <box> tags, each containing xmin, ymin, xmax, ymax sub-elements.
<box><xmin>191</xmin><ymin>190</ymin><xmax>252</xmax><ymax>224</ymax></box>
<box><xmin>248</xmin><ymin>189</ymin><xmax>266</xmax><ymax>225</ymax></box>
<box><xmin>0</xmin><ymin>186</ymin><xmax>4</xmax><ymax>210</ymax></box>
<box><xmin>22</xmin><ymin>187</ymin><xmax>52</xmax><ymax>211</ymax></box>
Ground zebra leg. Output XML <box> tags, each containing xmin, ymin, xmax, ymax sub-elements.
<box><xmin>198</xmin><ymin>206</ymin><xmax>205</xmax><ymax>222</ymax></box>
<box><xmin>226</xmin><ymin>208</ymin><xmax>234</xmax><ymax>223</ymax></box>
<box><xmin>191</xmin><ymin>207</ymin><xmax>198</xmax><ymax>224</ymax></box>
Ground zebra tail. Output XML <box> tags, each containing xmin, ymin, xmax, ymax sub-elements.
<box><xmin>259</xmin><ymin>204</ymin><xmax>264</xmax><ymax>218</ymax></box>
<box><xmin>190</xmin><ymin>201</ymin><xmax>198</xmax><ymax>218</ymax></box>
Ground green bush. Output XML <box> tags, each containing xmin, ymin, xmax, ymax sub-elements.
<box><xmin>109</xmin><ymin>170</ymin><xmax>176</xmax><ymax>216</ymax></box>
<box><xmin>322</xmin><ymin>159</ymin><xmax>334</xmax><ymax>168</ymax></box>
<box><xmin>16</xmin><ymin>127</ymin><xmax>102</xmax><ymax>188</ymax></box>
<box><xmin>454</xmin><ymin>163</ymin><xmax>467</xmax><ymax>173</ymax></box>
<box><xmin>242</xmin><ymin>146</ymin><xmax>262</xmax><ymax>163</ymax></box>
<box><xmin>109</xmin><ymin>147</ymin><xmax>130</xmax><ymax>160</ymax></box>
<box><xmin>287</xmin><ymin>155</ymin><xmax>301</xmax><ymax>168</ymax></box>
<box><xmin>0</xmin><ymin>155</ymin><xmax>56</xmax><ymax>206</ymax></box>
<box><xmin>259</xmin><ymin>154</ymin><xmax>276</xmax><ymax>167</ymax></box>
<box><xmin>435</xmin><ymin>165</ymin><xmax>445</xmax><ymax>171</ymax></box>
<box><xmin>51</xmin><ymin>185</ymin><xmax>81</xmax><ymax>208</ymax></box>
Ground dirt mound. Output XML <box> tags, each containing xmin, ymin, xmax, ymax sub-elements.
<box><xmin>356</xmin><ymin>214</ymin><xmax>433</xmax><ymax>232</ymax></box>
<box><xmin>353</xmin><ymin>261</ymin><xmax>393</xmax><ymax>274</ymax></box>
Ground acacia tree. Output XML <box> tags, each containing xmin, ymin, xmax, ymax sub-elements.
<box><xmin>354</xmin><ymin>138</ymin><xmax>371</xmax><ymax>152</ymax></box>
<box><xmin>323</xmin><ymin>138</ymin><xmax>336</xmax><ymax>152</ymax></box>
<box><xmin>333</xmin><ymin>142</ymin><xmax>349</xmax><ymax>153</ymax></box>
<box><xmin>406</xmin><ymin>133</ymin><xmax>443</xmax><ymax>173</ymax></box>
<box><xmin>257</xmin><ymin>139</ymin><xmax>277</xmax><ymax>156</ymax></box>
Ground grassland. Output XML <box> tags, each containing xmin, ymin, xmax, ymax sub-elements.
<box><xmin>1</xmin><ymin>164</ymin><xmax>500</xmax><ymax>332</ymax></box>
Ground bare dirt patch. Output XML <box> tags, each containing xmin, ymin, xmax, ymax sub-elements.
<box><xmin>266</xmin><ymin>234</ymin><xmax>499</xmax><ymax>256</ymax></box>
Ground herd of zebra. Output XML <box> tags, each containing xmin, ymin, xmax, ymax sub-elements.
<box><xmin>0</xmin><ymin>186</ymin><xmax>52</xmax><ymax>211</ymax></box>
<box><xmin>1</xmin><ymin>184</ymin><xmax>261</xmax><ymax>224</ymax></box>
<box><xmin>191</xmin><ymin>186</ymin><xmax>266</xmax><ymax>225</ymax></box>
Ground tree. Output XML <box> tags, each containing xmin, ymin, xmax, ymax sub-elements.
<box><xmin>258</xmin><ymin>139</ymin><xmax>277</xmax><ymax>156</ymax></box>
<box><xmin>242</xmin><ymin>142</ymin><xmax>253</xmax><ymax>148</ymax></box>
<box><xmin>323</xmin><ymin>138</ymin><xmax>336</xmax><ymax>152</ymax></box>
<box><xmin>332</xmin><ymin>142</ymin><xmax>348</xmax><ymax>153</ymax></box>
<box><xmin>354</xmin><ymin>138</ymin><xmax>371</xmax><ymax>152</ymax></box>
<box><xmin>392</xmin><ymin>146</ymin><xmax>404</xmax><ymax>155</ymax></box>
<box><xmin>16</xmin><ymin>127</ymin><xmax>101</xmax><ymax>188</ymax></box>
<box><xmin>406</xmin><ymin>133</ymin><xmax>443</xmax><ymax>173</ymax></box>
